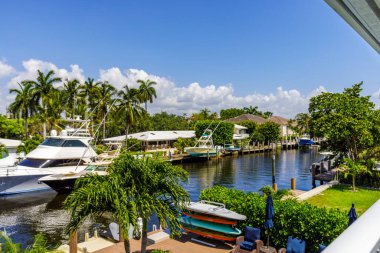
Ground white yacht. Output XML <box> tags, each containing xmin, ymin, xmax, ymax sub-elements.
<box><xmin>0</xmin><ymin>122</ymin><xmax>97</xmax><ymax>195</ymax></box>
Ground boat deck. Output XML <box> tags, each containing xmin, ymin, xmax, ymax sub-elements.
<box><xmin>95</xmin><ymin>232</ymin><xmax>234</xmax><ymax>253</ymax></box>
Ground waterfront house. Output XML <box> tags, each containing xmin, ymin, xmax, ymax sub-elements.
<box><xmin>104</xmin><ymin>131</ymin><xmax>195</xmax><ymax>150</ymax></box>
<box><xmin>226</xmin><ymin>114</ymin><xmax>293</xmax><ymax>138</ymax></box>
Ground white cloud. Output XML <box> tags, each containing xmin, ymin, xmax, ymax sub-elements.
<box><xmin>0</xmin><ymin>58</ymin><xmax>337</xmax><ymax>118</ymax></box>
<box><xmin>0</xmin><ymin>60</ymin><xmax>15</xmax><ymax>78</ymax></box>
<box><xmin>7</xmin><ymin>59</ymin><xmax>85</xmax><ymax>89</ymax></box>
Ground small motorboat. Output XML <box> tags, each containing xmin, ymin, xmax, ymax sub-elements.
<box><xmin>298</xmin><ymin>134</ymin><xmax>314</xmax><ymax>146</ymax></box>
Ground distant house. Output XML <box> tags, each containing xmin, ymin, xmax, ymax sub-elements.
<box><xmin>233</xmin><ymin>124</ymin><xmax>249</xmax><ymax>140</ymax></box>
<box><xmin>226</xmin><ymin>114</ymin><xmax>293</xmax><ymax>137</ymax></box>
<box><xmin>104</xmin><ymin>131</ymin><xmax>195</xmax><ymax>150</ymax></box>
<box><xmin>0</xmin><ymin>138</ymin><xmax>21</xmax><ymax>154</ymax></box>
<box><xmin>267</xmin><ymin>116</ymin><xmax>294</xmax><ymax>137</ymax></box>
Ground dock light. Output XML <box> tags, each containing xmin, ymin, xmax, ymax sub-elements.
<box><xmin>272</xmin><ymin>154</ymin><xmax>277</xmax><ymax>192</ymax></box>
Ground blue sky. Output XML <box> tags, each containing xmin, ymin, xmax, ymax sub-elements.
<box><xmin>1</xmin><ymin>1</ymin><xmax>379</xmax><ymax>117</ymax></box>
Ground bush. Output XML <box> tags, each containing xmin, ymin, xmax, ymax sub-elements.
<box><xmin>200</xmin><ymin>186</ymin><xmax>347</xmax><ymax>253</ymax></box>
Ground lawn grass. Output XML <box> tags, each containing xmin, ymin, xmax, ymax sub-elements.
<box><xmin>306</xmin><ymin>184</ymin><xmax>380</xmax><ymax>215</ymax></box>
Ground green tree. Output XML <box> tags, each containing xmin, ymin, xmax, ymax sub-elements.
<box><xmin>339</xmin><ymin>158</ymin><xmax>370</xmax><ymax>191</ymax></box>
<box><xmin>23</xmin><ymin>70</ymin><xmax>62</xmax><ymax>139</ymax></box>
<box><xmin>80</xmin><ymin>77</ymin><xmax>101</xmax><ymax>115</ymax></box>
<box><xmin>191</xmin><ymin>108</ymin><xmax>217</xmax><ymax>122</ymax></box>
<box><xmin>219</xmin><ymin>108</ymin><xmax>245</xmax><ymax>120</ymax></box>
<box><xmin>94</xmin><ymin>81</ymin><xmax>117</xmax><ymax>140</ymax></box>
<box><xmin>290</xmin><ymin>113</ymin><xmax>311</xmax><ymax>135</ymax></box>
<box><xmin>243</xmin><ymin>106</ymin><xmax>261</xmax><ymax>115</ymax></box>
<box><xmin>151</xmin><ymin>112</ymin><xmax>189</xmax><ymax>131</ymax></box>
<box><xmin>0</xmin><ymin>115</ymin><xmax>25</xmax><ymax>139</ymax></box>
<box><xmin>62</xmin><ymin>79</ymin><xmax>81</xmax><ymax>118</ymax></box>
<box><xmin>117</xmin><ymin>85</ymin><xmax>144</xmax><ymax>148</ymax></box>
<box><xmin>9</xmin><ymin>82</ymin><xmax>38</xmax><ymax>138</ymax></box>
<box><xmin>194</xmin><ymin>121</ymin><xmax>234</xmax><ymax>145</ymax></box>
<box><xmin>137</xmin><ymin>79</ymin><xmax>157</xmax><ymax>111</ymax></box>
<box><xmin>65</xmin><ymin>154</ymin><xmax>189</xmax><ymax>253</ymax></box>
<box><xmin>309</xmin><ymin>83</ymin><xmax>380</xmax><ymax>160</ymax></box>
<box><xmin>256</xmin><ymin>121</ymin><xmax>281</xmax><ymax>142</ymax></box>
<box><xmin>173</xmin><ymin>137</ymin><xmax>195</xmax><ymax>153</ymax></box>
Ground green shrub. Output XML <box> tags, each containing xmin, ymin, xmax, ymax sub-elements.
<box><xmin>200</xmin><ymin>186</ymin><xmax>347</xmax><ymax>253</ymax></box>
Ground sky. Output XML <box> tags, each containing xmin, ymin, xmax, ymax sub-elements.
<box><xmin>1</xmin><ymin>0</ymin><xmax>380</xmax><ymax>118</ymax></box>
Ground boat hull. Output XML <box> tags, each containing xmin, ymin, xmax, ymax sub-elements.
<box><xmin>0</xmin><ymin>174</ymin><xmax>50</xmax><ymax>195</ymax></box>
<box><xmin>186</xmin><ymin>147</ymin><xmax>217</xmax><ymax>157</ymax></box>
<box><xmin>181</xmin><ymin>216</ymin><xmax>241</xmax><ymax>242</ymax></box>
<box><xmin>39</xmin><ymin>177</ymin><xmax>77</xmax><ymax>194</ymax></box>
<box><xmin>182</xmin><ymin>211</ymin><xmax>237</xmax><ymax>225</ymax></box>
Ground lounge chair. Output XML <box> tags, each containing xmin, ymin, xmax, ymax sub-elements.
<box><xmin>233</xmin><ymin>226</ymin><xmax>263</xmax><ymax>253</ymax></box>
<box><xmin>278</xmin><ymin>236</ymin><xmax>306</xmax><ymax>253</ymax></box>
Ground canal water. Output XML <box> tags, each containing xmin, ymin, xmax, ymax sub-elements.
<box><xmin>0</xmin><ymin>148</ymin><xmax>321</xmax><ymax>247</ymax></box>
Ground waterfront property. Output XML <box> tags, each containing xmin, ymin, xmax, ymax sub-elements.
<box><xmin>104</xmin><ymin>130</ymin><xmax>195</xmax><ymax>150</ymax></box>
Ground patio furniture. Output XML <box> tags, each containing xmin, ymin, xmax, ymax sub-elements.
<box><xmin>233</xmin><ymin>226</ymin><xmax>263</xmax><ymax>253</ymax></box>
<box><xmin>278</xmin><ymin>236</ymin><xmax>306</xmax><ymax>253</ymax></box>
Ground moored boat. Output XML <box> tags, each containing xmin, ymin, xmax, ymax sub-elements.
<box><xmin>185</xmin><ymin>129</ymin><xmax>219</xmax><ymax>157</ymax></box>
<box><xmin>298</xmin><ymin>134</ymin><xmax>314</xmax><ymax>146</ymax></box>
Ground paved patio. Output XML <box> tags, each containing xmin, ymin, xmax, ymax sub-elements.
<box><xmin>94</xmin><ymin>232</ymin><xmax>234</xmax><ymax>253</ymax></box>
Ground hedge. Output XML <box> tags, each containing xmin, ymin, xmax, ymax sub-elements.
<box><xmin>200</xmin><ymin>186</ymin><xmax>347</xmax><ymax>253</ymax></box>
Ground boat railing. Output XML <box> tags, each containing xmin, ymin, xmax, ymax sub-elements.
<box><xmin>200</xmin><ymin>200</ymin><xmax>225</xmax><ymax>209</ymax></box>
<box><xmin>0</xmin><ymin>166</ymin><xmax>17</xmax><ymax>176</ymax></box>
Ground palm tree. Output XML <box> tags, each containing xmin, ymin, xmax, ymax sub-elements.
<box><xmin>80</xmin><ymin>77</ymin><xmax>101</xmax><ymax>115</ymax></box>
<box><xmin>65</xmin><ymin>154</ymin><xmax>189</xmax><ymax>253</ymax></box>
<box><xmin>137</xmin><ymin>79</ymin><xmax>157</xmax><ymax>111</ymax></box>
<box><xmin>62</xmin><ymin>79</ymin><xmax>80</xmax><ymax>118</ymax></box>
<box><xmin>65</xmin><ymin>169</ymin><xmax>137</xmax><ymax>253</ymax></box>
<box><xmin>9</xmin><ymin>82</ymin><xmax>38</xmax><ymax>138</ymax></box>
<box><xmin>293</xmin><ymin>113</ymin><xmax>311</xmax><ymax>135</ymax></box>
<box><xmin>117</xmin><ymin>85</ymin><xmax>143</xmax><ymax>148</ymax></box>
<box><xmin>94</xmin><ymin>81</ymin><xmax>117</xmax><ymax>140</ymax></box>
<box><xmin>23</xmin><ymin>70</ymin><xmax>62</xmax><ymax>139</ymax></box>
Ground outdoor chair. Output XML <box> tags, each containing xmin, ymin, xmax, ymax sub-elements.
<box><xmin>233</xmin><ymin>226</ymin><xmax>263</xmax><ymax>253</ymax></box>
<box><xmin>278</xmin><ymin>236</ymin><xmax>306</xmax><ymax>253</ymax></box>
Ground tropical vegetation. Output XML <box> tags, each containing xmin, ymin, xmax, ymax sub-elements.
<box><xmin>0</xmin><ymin>232</ymin><xmax>62</xmax><ymax>253</ymax></box>
<box><xmin>65</xmin><ymin>153</ymin><xmax>189</xmax><ymax>253</ymax></box>
<box><xmin>200</xmin><ymin>185</ymin><xmax>347</xmax><ymax>253</ymax></box>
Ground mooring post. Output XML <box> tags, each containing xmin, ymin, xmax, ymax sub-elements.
<box><xmin>291</xmin><ymin>178</ymin><xmax>296</xmax><ymax>190</ymax></box>
<box><xmin>69</xmin><ymin>230</ymin><xmax>78</xmax><ymax>253</ymax></box>
<box><xmin>272</xmin><ymin>154</ymin><xmax>277</xmax><ymax>192</ymax></box>
<box><xmin>311</xmin><ymin>164</ymin><xmax>316</xmax><ymax>188</ymax></box>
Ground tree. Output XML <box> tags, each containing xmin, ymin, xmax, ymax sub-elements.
<box><xmin>309</xmin><ymin>83</ymin><xmax>380</xmax><ymax>161</ymax></box>
<box><xmin>117</xmin><ymin>85</ymin><xmax>144</xmax><ymax>148</ymax></box>
<box><xmin>9</xmin><ymin>82</ymin><xmax>38</xmax><ymax>138</ymax></box>
<box><xmin>0</xmin><ymin>115</ymin><xmax>25</xmax><ymax>139</ymax></box>
<box><xmin>173</xmin><ymin>137</ymin><xmax>195</xmax><ymax>154</ymax></box>
<box><xmin>65</xmin><ymin>154</ymin><xmax>189</xmax><ymax>253</ymax></box>
<box><xmin>151</xmin><ymin>111</ymin><xmax>189</xmax><ymax>131</ymax></box>
<box><xmin>94</xmin><ymin>81</ymin><xmax>117</xmax><ymax>140</ymax></box>
<box><xmin>243</xmin><ymin>106</ymin><xmax>260</xmax><ymax>115</ymax></box>
<box><xmin>219</xmin><ymin>108</ymin><xmax>245</xmax><ymax>120</ymax></box>
<box><xmin>137</xmin><ymin>79</ymin><xmax>157</xmax><ymax>111</ymax></box>
<box><xmin>256</xmin><ymin>122</ymin><xmax>281</xmax><ymax>143</ymax></box>
<box><xmin>340</xmin><ymin>158</ymin><xmax>369</xmax><ymax>191</ymax></box>
<box><xmin>290</xmin><ymin>113</ymin><xmax>311</xmax><ymax>135</ymax></box>
<box><xmin>23</xmin><ymin>70</ymin><xmax>62</xmax><ymax>139</ymax></box>
<box><xmin>62</xmin><ymin>79</ymin><xmax>81</xmax><ymax>118</ymax></box>
<box><xmin>191</xmin><ymin>108</ymin><xmax>217</xmax><ymax>121</ymax></box>
<box><xmin>80</xmin><ymin>77</ymin><xmax>101</xmax><ymax>115</ymax></box>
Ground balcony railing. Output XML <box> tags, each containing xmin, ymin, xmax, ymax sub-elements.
<box><xmin>323</xmin><ymin>199</ymin><xmax>380</xmax><ymax>253</ymax></box>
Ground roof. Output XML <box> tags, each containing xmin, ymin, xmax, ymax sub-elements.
<box><xmin>0</xmin><ymin>138</ymin><xmax>22</xmax><ymax>148</ymax></box>
<box><xmin>104</xmin><ymin>131</ymin><xmax>195</xmax><ymax>142</ymax></box>
<box><xmin>268</xmin><ymin>116</ymin><xmax>289</xmax><ymax>125</ymax></box>
<box><xmin>226</xmin><ymin>114</ymin><xmax>267</xmax><ymax>124</ymax></box>
<box><xmin>325</xmin><ymin>0</ymin><xmax>380</xmax><ymax>54</ymax></box>
<box><xmin>234</xmin><ymin>124</ymin><xmax>248</xmax><ymax>130</ymax></box>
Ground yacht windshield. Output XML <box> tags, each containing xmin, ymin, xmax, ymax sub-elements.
<box><xmin>41</xmin><ymin>138</ymin><xmax>65</xmax><ymax>147</ymax></box>
<box><xmin>19</xmin><ymin>159</ymin><xmax>49</xmax><ymax>168</ymax></box>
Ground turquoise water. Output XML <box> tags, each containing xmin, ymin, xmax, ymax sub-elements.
<box><xmin>0</xmin><ymin>148</ymin><xmax>321</xmax><ymax>247</ymax></box>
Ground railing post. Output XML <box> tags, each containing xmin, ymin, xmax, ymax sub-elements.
<box><xmin>291</xmin><ymin>178</ymin><xmax>296</xmax><ymax>190</ymax></box>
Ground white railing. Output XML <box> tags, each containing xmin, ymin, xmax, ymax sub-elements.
<box><xmin>323</xmin><ymin>199</ymin><xmax>380</xmax><ymax>253</ymax></box>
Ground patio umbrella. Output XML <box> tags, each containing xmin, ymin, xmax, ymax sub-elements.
<box><xmin>348</xmin><ymin>203</ymin><xmax>357</xmax><ymax>226</ymax></box>
<box><xmin>264</xmin><ymin>195</ymin><xmax>274</xmax><ymax>248</ymax></box>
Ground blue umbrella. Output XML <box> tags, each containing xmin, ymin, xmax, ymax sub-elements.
<box><xmin>348</xmin><ymin>203</ymin><xmax>357</xmax><ymax>226</ymax></box>
<box><xmin>264</xmin><ymin>195</ymin><xmax>274</xmax><ymax>247</ymax></box>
